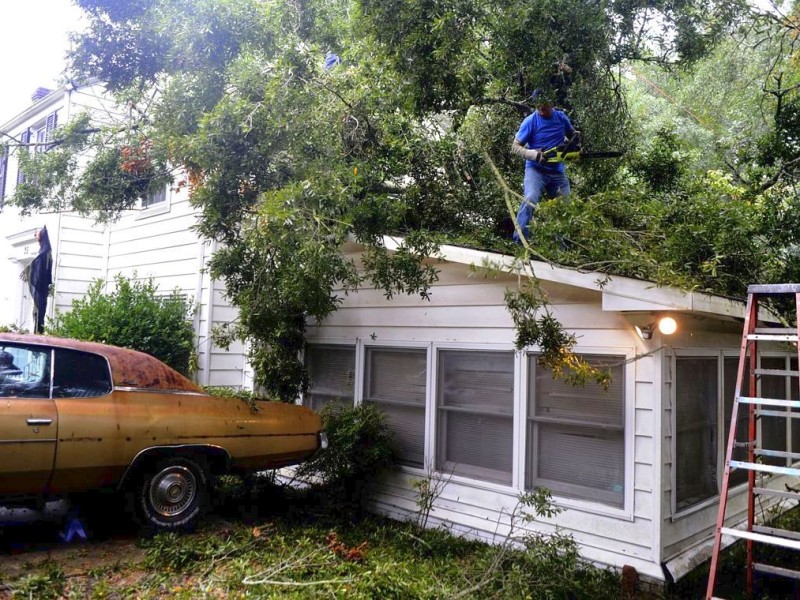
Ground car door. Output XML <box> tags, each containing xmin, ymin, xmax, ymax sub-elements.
<box><xmin>49</xmin><ymin>348</ymin><xmax>118</xmax><ymax>493</ymax></box>
<box><xmin>0</xmin><ymin>344</ymin><xmax>57</xmax><ymax>496</ymax></box>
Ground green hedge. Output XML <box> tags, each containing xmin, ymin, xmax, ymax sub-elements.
<box><xmin>48</xmin><ymin>274</ymin><xmax>195</xmax><ymax>375</ymax></box>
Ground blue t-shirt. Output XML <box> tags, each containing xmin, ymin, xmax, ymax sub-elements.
<box><xmin>515</xmin><ymin>109</ymin><xmax>574</xmax><ymax>172</ymax></box>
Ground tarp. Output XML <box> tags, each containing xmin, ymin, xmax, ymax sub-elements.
<box><xmin>28</xmin><ymin>226</ymin><xmax>53</xmax><ymax>334</ymax></box>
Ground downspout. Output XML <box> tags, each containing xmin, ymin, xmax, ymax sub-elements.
<box><xmin>200</xmin><ymin>239</ymin><xmax>216</xmax><ymax>387</ymax></box>
<box><xmin>192</xmin><ymin>238</ymin><xmax>207</xmax><ymax>384</ymax></box>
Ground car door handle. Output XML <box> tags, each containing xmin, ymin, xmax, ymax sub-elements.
<box><xmin>26</xmin><ymin>418</ymin><xmax>53</xmax><ymax>426</ymax></box>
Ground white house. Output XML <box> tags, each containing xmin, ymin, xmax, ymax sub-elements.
<box><xmin>2</xmin><ymin>83</ymin><xmax>791</xmax><ymax>586</ymax></box>
<box><xmin>303</xmin><ymin>239</ymin><xmax>795</xmax><ymax>584</ymax></box>
<box><xmin>0</xmin><ymin>82</ymin><xmax>249</xmax><ymax>389</ymax></box>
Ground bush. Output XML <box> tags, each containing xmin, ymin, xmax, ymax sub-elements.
<box><xmin>296</xmin><ymin>403</ymin><xmax>396</xmax><ymax>509</ymax></box>
<box><xmin>48</xmin><ymin>274</ymin><xmax>195</xmax><ymax>375</ymax></box>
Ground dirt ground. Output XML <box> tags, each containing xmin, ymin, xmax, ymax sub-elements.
<box><xmin>0</xmin><ymin>503</ymin><xmax>149</xmax><ymax>597</ymax></box>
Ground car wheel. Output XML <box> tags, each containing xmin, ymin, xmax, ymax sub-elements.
<box><xmin>138</xmin><ymin>457</ymin><xmax>208</xmax><ymax>531</ymax></box>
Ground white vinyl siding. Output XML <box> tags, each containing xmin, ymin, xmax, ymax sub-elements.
<box><xmin>436</xmin><ymin>349</ymin><xmax>514</xmax><ymax>485</ymax></box>
<box><xmin>363</xmin><ymin>347</ymin><xmax>426</xmax><ymax>468</ymax></box>
<box><xmin>527</xmin><ymin>354</ymin><xmax>625</xmax><ymax>508</ymax></box>
<box><xmin>306</xmin><ymin>344</ymin><xmax>355</xmax><ymax>411</ymax></box>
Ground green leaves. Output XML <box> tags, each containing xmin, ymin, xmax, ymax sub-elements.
<box><xmin>48</xmin><ymin>274</ymin><xmax>195</xmax><ymax>375</ymax></box>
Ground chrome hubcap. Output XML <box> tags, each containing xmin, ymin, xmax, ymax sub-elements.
<box><xmin>149</xmin><ymin>466</ymin><xmax>197</xmax><ymax>517</ymax></box>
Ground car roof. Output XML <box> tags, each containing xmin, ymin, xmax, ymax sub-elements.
<box><xmin>0</xmin><ymin>333</ymin><xmax>203</xmax><ymax>393</ymax></box>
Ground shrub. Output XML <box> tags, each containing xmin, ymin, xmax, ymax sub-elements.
<box><xmin>48</xmin><ymin>273</ymin><xmax>195</xmax><ymax>375</ymax></box>
<box><xmin>296</xmin><ymin>403</ymin><xmax>396</xmax><ymax>509</ymax></box>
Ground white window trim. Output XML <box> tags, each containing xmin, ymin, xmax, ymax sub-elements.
<box><xmin>522</xmin><ymin>345</ymin><xmax>636</xmax><ymax>521</ymax></box>
<box><xmin>670</xmin><ymin>348</ymin><xmax>756</xmax><ymax>519</ymax></box>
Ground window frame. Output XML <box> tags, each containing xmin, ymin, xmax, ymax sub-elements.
<box><xmin>670</xmin><ymin>348</ymin><xmax>782</xmax><ymax>518</ymax></box>
<box><xmin>521</xmin><ymin>348</ymin><xmax>635</xmax><ymax>517</ymax></box>
<box><xmin>433</xmin><ymin>344</ymin><xmax>518</xmax><ymax>488</ymax></box>
<box><xmin>525</xmin><ymin>352</ymin><xmax>628</xmax><ymax>509</ymax></box>
<box><xmin>362</xmin><ymin>341</ymin><xmax>430</xmax><ymax>469</ymax></box>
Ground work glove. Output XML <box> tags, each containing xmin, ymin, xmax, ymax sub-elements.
<box><xmin>523</xmin><ymin>149</ymin><xmax>545</xmax><ymax>163</ymax></box>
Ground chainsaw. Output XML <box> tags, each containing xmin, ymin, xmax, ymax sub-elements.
<box><xmin>540</xmin><ymin>132</ymin><xmax>623</xmax><ymax>163</ymax></box>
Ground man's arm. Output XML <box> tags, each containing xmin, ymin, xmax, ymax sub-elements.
<box><xmin>510</xmin><ymin>138</ymin><xmax>544</xmax><ymax>162</ymax></box>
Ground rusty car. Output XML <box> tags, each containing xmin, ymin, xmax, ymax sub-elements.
<box><xmin>0</xmin><ymin>333</ymin><xmax>326</xmax><ymax>530</ymax></box>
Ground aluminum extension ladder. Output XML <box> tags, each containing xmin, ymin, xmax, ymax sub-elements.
<box><xmin>707</xmin><ymin>284</ymin><xmax>800</xmax><ymax>599</ymax></box>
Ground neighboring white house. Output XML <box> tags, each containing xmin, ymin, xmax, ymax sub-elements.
<box><xmin>3</xmin><ymin>83</ymin><xmax>792</xmax><ymax>586</ymax></box>
<box><xmin>303</xmin><ymin>239</ymin><xmax>796</xmax><ymax>584</ymax></box>
<box><xmin>0</xmin><ymin>82</ymin><xmax>249</xmax><ymax>389</ymax></box>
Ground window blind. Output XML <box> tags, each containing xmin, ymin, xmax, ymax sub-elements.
<box><xmin>305</xmin><ymin>345</ymin><xmax>355</xmax><ymax>412</ymax></box>
<box><xmin>436</xmin><ymin>350</ymin><xmax>513</xmax><ymax>485</ymax></box>
<box><xmin>364</xmin><ymin>347</ymin><xmax>426</xmax><ymax>467</ymax></box>
<box><xmin>527</xmin><ymin>354</ymin><xmax>625</xmax><ymax>507</ymax></box>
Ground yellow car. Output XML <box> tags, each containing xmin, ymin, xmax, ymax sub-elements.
<box><xmin>0</xmin><ymin>333</ymin><xmax>326</xmax><ymax>530</ymax></box>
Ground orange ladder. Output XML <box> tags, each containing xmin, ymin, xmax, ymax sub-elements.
<box><xmin>707</xmin><ymin>284</ymin><xmax>800</xmax><ymax>599</ymax></box>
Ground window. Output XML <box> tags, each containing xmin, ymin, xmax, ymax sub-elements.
<box><xmin>0</xmin><ymin>345</ymin><xmax>51</xmax><ymax>398</ymax></box>
<box><xmin>527</xmin><ymin>354</ymin><xmax>625</xmax><ymax>507</ymax></box>
<box><xmin>676</xmin><ymin>353</ymin><xmax>762</xmax><ymax>512</ymax></box>
<box><xmin>676</xmin><ymin>357</ymin><xmax>719</xmax><ymax>510</ymax></box>
<box><xmin>436</xmin><ymin>350</ymin><xmax>514</xmax><ymax>485</ymax></box>
<box><xmin>305</xmin><ymin>344</ymin><xmax>355</xmax><ymax>411</ymax></box>
<box><xmin>363</xmin><ymin>347</ymin><xmax>426</xmax><ymax>468</ymax></box>
<box><xmin>52</xmin><ymin>349</ymin><xmax>112</xmax><ymax>398</ymax></box>
<box><xmin>142</xmin><ymin>185</ymin><xmax>167</xmax><ymax>209</ymax></box>
<box><xmin>34</xmin><ymin>112</ymin><xmax>58</xmax><ymax>153</ymax></box>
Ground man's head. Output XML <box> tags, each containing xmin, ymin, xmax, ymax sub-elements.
<box><xmin>531</xmin><ymin>89</ymin><xmax>554</xmax><ymax>118</ymax></box>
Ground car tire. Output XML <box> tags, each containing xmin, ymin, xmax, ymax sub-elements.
<box><xmin>137</xmin><ymin>457</ymin><xmax>208</xmax><ymax>531</ymax></box>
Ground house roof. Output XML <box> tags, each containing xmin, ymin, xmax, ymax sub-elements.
<box><xmin>370</xmin><ymin>236</ymin><xmax>765</xmax><ymax>322</ymax></box>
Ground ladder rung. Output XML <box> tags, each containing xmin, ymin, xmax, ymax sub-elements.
<box><xmin>753</xmin><ymin>562</ymin><xmax>800</xmax><ymax>580</ymax></box>
<box><xmin>754</xmin><ymin>486</ymin><xmax>800</xmax><ymax>501</ymax></box>
<box><xmin>753</xmin><ymin>525</ymin><xmax>800</xmax><ymax>541</ymax></box>
<box><xmin>729</xmin><ymin>461</ymin><xmax>800</xmax><ymax>477</ymax></box>
<box><xmin>754</xmin><ymin>327</ymin><xmax>799</xmax><ymax>335</ymax></box>
<box><xmin>720</xmin><ymin>527</ymin><xmax>800</xmax><ymax>551</ymax></box>
<box><xmin>757</xmin><ymin>409</ymin><xmax>800</xmax><ymax>419</ymax></box>
<box><xmin>754</xmin><ymin>448</ymin><xmax>800</xmax><ymax>460</ymax></box>
<box><xmin>739</xmin><ymin>396</ymin><xmax>800</xmax><ymax>409</ymax></box>
<box><xmin>747</xmin><ymin>333</ymin><xmax>798</xmax><ymax>342</ymax></box>
<box><xmin>748</xmin><ymin>283</ymin><xmax>800</xmax><ymax>294</ymax></box>
<box><xmin>754</xmin><ymin>368</ymin><xmax>800</xmax><ymax>377</ymax></box>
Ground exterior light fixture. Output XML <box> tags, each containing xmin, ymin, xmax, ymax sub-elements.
<box><xmin>658</xmin><ymin>316</ymin><xmax>678</xmax><ymax>335</ymax></box>
<box><xmin>635</xmin><ymin>316</ymin><xmax>678</xmax><ymax>340</ymax></box>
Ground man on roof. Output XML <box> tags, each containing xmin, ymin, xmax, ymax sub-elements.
<box><xmin>510</xmin><ymin>88</ymin><xmax>576</xmax><ymax>243</ymax></box>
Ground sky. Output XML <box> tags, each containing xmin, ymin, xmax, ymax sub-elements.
<box><xmin>0</xmin><ymin>0</ymin><xmax>86</xmax><ymax>120</ymax></box>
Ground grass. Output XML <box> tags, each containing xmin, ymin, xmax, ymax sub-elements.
<box><xmin>3</xmin><ymin>479</ymin><xmax>800</xmax><ymax>599</ymax></box>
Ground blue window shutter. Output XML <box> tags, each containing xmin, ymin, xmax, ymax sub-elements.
<box><xmin>45</xmin><ymin>111</ymin><xmax>58</xmax><ymax>150</ymax></box>
<box><xmin>0</xmin><ymin>149</ymin><xmax>7</xmax><ymax>206</ymax></box>
<box><xmin>17</xmin><ymin>129</ymin><xmax>29</xmax><ymax>184</ymax></box>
